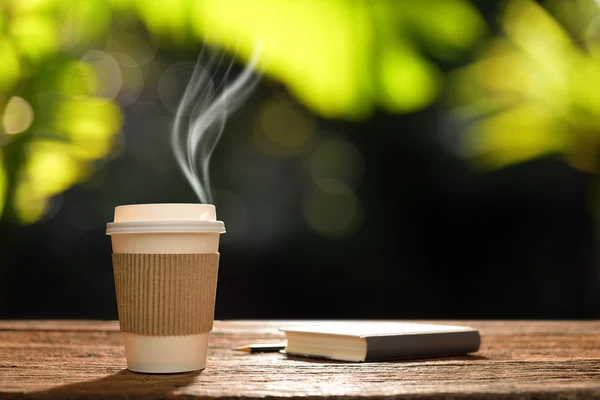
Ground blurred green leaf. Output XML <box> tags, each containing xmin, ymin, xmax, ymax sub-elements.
<box><xmin>379</xmin><ymin>42</ymin><xmax>442</xmax><ymax>113</ymax></box>
<box><xmin>449</xmin><ymin>0</ymin><xmax>600</xmax><ymax>172</ymax></box>
<box><xmin>0</xmin><ymin>0</ymin><xmax>487</xmax><ymax>223</ymax></box>
<box><xmin>0</xmin><ymin>40</ymin><xmax>21</xmax><ymax>92</ymax></box>
<box><xmin>400</xmin><ymin>0</ymin><xmax>488</xmax><ymax>60</ymax></box>
<box><xmin>60</xmin><ymin>0</ymin><xmax>112</xmax><ymax>48</ymax></box>
<box><xmin>189</xmin><ymin>0</ymin><xmax>485</xmax><ymax>119</ymax></box>
<box><xmin>10</xmin><ymin>13</ymin><xmax>59</xmax><ymax>62</ymax></box>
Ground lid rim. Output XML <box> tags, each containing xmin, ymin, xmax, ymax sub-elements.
<box><xmin>106</xmin><ymin>220</ymin><xmax>225</xmax><ymax>235</ymax></box>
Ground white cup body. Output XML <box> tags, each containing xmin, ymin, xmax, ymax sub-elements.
<box><xmin>107</xmin><ymin>204</ymin><xmax>223</xmax><ymax>374</ymax></box>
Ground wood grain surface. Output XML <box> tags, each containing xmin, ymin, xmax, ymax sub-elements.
<box><xmin>1</xmin><ymin>320</ymin><xmax>599</xmax><ymax>399</ymax></box>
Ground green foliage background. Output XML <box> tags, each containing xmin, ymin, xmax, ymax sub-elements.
<box><xmin>0</xmin><ymin>0</ymin><xmax>484</xmax><ymax>223</ymax></box>
<box><xmin>4</xmin><ymin>0</ymin><xmax>600</xmax><ymax>224</ymax></box>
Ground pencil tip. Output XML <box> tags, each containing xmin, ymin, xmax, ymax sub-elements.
<box><xmin>234</xmin><ymin>346</ymin><xmax>251</xmax><ymax>352</ymax></box>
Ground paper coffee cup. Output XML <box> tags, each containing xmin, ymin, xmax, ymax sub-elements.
<box><xmin>106</xmin><ymin>203</ymin><xmax>225</xmax><ymax>373</ymax></box>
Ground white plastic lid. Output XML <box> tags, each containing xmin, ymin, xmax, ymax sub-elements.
<box><xmin>106</xmin><ymin>204</ymin><xmax>225</xmax><ymax>235</ymax></box>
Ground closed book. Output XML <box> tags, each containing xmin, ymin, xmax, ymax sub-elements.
<box><xmin>281</xmin><ymin>322</ymin><xmax>480</xmax><ymax>362</ymax></box>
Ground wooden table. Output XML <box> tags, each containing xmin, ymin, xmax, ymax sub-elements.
<box><xmin>1</xmin><ymin>320</ymin><xmax>599</xmax><ymax>399</ymax></box>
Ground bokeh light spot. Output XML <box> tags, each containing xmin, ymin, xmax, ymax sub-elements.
<box><xmin>254</xmin><ymin>97</ymin><xmax>314</xmax><ymax>156</ymax></box>
<box><xmin>81</xmin><ymin>50</ymin><xmax>123</xmax><ymax>100</ymax></box>
<box><xmin>309</xmin><ymin>137</ymin><xmax>364</xmax><ymax>188</ymax></box>
<box><xmin>158</xmin><ymin>61</ymin><xmax>196</xmax><ymax>113</ymax></box>
<box><xmin>113</xmin><ymin>52</ymin><xmax>145</xmax><ymax>106</ymax></box>
<box><xmin>260</xmin><ymin>100</ymin><xmax>313</xmax><ymax>147</ymax></box>
<box><xmin>303</xmin><ymin>180</ymin><xmax>362</xmax><ymax>238</ymax></box>
<box><xmin>3</xmin><ymin>96</ymin><xmax>34</xmax><ymax>135</ymax></box>
<box><xmin>105</xmin><ymin>18</ymin><xmax>159</xmax><ymax>67</ymax></box>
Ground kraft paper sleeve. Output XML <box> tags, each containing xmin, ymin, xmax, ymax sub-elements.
<box><xmin>112</xmin><ymin>253</ymin><xmax>219</xmax><ymax>336</ymax></box>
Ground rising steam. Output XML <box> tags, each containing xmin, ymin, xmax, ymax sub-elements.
<box><xmin>172</xmin><ymin>46</ymin><xmax>261</xmax><ymax>203</ymax></box>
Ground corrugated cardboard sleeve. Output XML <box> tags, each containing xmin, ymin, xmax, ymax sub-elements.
<box><xmin>112</xmin><ymin>253</ymin><xmax>219</xmax><ymax>336</ymax></box>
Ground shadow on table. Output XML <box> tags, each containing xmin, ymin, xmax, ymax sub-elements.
<box><xmin>30</xmin><ymin>369</ymin><xmax>201</xmax><ymax>399</ymax></box>
<box><xmin>284</xmin><ymin>354</ymin><xmax>488</xmax><ymax>364</ymax></box>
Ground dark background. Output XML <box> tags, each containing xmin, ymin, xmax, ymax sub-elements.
<box><xmin>2</xmin><ymin>106</ymin><xmax>598</xmax><ymax>320</ymax></box>
<box><xmin>1</xmin><ymin>0</ymin><xmax>599</xmax><ymax>320</ymax></box>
